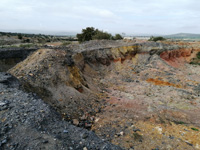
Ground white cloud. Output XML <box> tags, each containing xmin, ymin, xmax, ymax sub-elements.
<box><xmin>0</xmin><ymin>0</ymin><xmax>200</xmax><ymax>34</ymax></box>
<box><xmin>99</xmin><ymin>10</ymin><xmax>115</xmax><ymax>18</ymax></box>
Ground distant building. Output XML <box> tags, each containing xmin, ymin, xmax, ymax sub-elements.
<box><xmin>123</xmin><ymin>36</ymin><xmax>135</xmax><ymax>40</ymax></box>
<box><xmin>135</xmin><ymin>36</ymin><xmax>150</xmax><ymax>40</ymax></box>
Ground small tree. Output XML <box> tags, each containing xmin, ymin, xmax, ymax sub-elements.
<box><xmin>77</xmin><ymin>27</ymin><xmax>114</xmax><ymax>42</ymax></box>
<box><xmin>23</xmin><ymin>39</ymin><xmax>31</xmax><ymax>43</ymax></box>
<box><xmin>92</xmin><ymin>30</ymin><xmax>112</xmax><ymax>40</ymax></box>
<box><xmin>114</xmin><ymin>34</ymin><xmax>123</xmax><ymax>40</ymax></box>
<box><xmin>149</xmin><ymin>36</ymin><xmax>166</xmax><ymax>42</ymax></box>
<box><xmin>18</xmin><ymin>34</ymin><xmax>23</xmax><ymax>39</ymax></box>
<box><xmin>77</xmin><ymin>27</ymin><xmax>97</xmax><ymax>42</ymax></box>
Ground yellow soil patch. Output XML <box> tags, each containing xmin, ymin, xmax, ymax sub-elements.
<box><xmin>147</xmin><ymin>78</ymin><xmax>182</xmax><ymax>88</ymax></box>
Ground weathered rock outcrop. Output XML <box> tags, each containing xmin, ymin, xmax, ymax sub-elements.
<box><xmin>160</xmin><ymin>48</ymin><xmax>194</xmax><ymax>67</ymax></box>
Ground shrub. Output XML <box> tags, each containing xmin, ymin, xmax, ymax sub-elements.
<box><xmin>23</xmin><ymin>39</ymin><xmax>31</xmax><ymax>43</ymax></box>
<box><xmin>18</xmin><ymin>34</ymin><xmax>23</xmax><ymax>39</ymax></box>
<box><xmin>114</xmin><ymin>34</ymin><xmax>123</xmax><ymax>40</ymax></box>
<box><xmin>92</xmin><ymin>30</ymin><xmax>112</xmax><ymax>40</ymax></box>
<box><xmin>77</xmin><ymin>27</ymin><xmax>114</xmax><ymax>42</ymax></box>
<box><xmin>77</xmin><ymin>27</ymin><xmax>97</xmax><ymax>42</ymax></box>
<box><xmin>196</xmin><ymin>52</ymin><xmax>200</xmax><ymax>59</ymax></box>
<box><xmin>191</xmin><ymin>128</ymin><xmax>199</xmax><ymax>131</ymax></box>
<box><xmin>149</xmin><ymin>36</ymin><xmax>166</xmax><ymax>42</ymax></box>
<box><xmin>62</xmin><ymin>41</ymin><xmax>71</xmax><ymax>46</ymax></box>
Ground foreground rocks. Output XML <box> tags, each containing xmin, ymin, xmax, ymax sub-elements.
<box><xmin>0</xmin><ymin>72</ymin><xmax>122</xmax><ymax>150</ymax></box>
<box><xmin>7</xmin><ymin>40</ymin><xmax>200</xmax><ymax>149</ymax></box>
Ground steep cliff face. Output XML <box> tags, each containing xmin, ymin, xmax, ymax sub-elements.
<box><xmin>9</xmin><ymin>41</ymin><xmax>200</xmax><ymax>149</ymax></box>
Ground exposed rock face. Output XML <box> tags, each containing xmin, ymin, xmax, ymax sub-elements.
<box><xmin>0</xmin><ymin>48</ymin><xmax>37</xmax><ymax>71</ymax></box>
<box><xmin>9</xmin><ymin>49</ymin><xmax>92</xmax><ymax>119</ymax></box>
<box><xmin>160</xmin><ymin>49</ymin><xmax>192</xmax><ymax>60</ymax></box>
<box><xmin>160</xmin><ymin>48</ymin><xmax>195</xmax><ymax>67</ymax></box>
<box><xmin>9</xmin><ymin>42</ymin><xmax>171</xmax><ymax>119</ymax></box>
<box><xmin>9</xmin><ymin>40</ymin><xmax>200</xmax><ymax>149</ymax></box>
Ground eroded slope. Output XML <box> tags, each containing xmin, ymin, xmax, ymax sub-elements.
<box><xmin>0</xmin><ymin>72</ymin><xmax>122</xmax><ymax>150</ymax></box>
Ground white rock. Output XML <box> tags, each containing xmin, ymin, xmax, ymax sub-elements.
<box><xmin>83</xmin><ymin>147</ymin><xmax>88</xmax><ymax>150</ymax></box>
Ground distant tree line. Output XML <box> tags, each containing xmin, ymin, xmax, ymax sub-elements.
<box><xmin>0</xmin><ymin>32</ymin><xmax>50</xmax><ymax>38</ymax></box>
<box><xmin>76</xmin><ymin>27</ymin><xmax>123</xmax><ymax>42</ymax></box>
<box><xmin>0</xmin><ymin>31</ymin><xmax>77</xmax><ymax>45</ymax></box>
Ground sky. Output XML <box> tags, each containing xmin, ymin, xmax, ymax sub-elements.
<box><xmin>0</xmin><ymin>0</ymin><xmax>200</xmax><ymax>35</ymax></box>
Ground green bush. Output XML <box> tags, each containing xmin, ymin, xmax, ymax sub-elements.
<box><xmin>18</xmin><ymin>34</ymin><xmax>23</xmax><ymax>39</ymax></box>
<box><xmin>114</xmin><ymin>34</ymin><xmax>123</xmax><ymax>40</ymax></box>
<box><xmin>77</xmin><ymin>27</ymin><xmax>97</xmax><ymax>42</ymax></box>
<box><xmin>149</xmin><ymin>36</ymin><xmax>166</xmax><ymax>42</ymax></box>
<box><xmin>62</xmin><ymin>41</ymin><xmax>71</xmax><ymax>46</ymax></box>
<box><xmin>189</xmin><ymin>52</ymin><xmax>200</xmax><ymax>65</ymax></box>
<box><xmin>196</xmin><ymin>52</ymin><xmax>200</xmax><ymax>59</ymax></box>
<box><xmin>77</xmin><ymin>27</ymin><xmax>117</xmax><ymax>42</ymax></box>
<box><xmin>92</xmin><ymin>30</ymin><xmax>112</xmax><ymax>40</ymax></box>
<box><xmin>191</xmin><ymin>128</ymin><xmax>199</xmax><ymax>131</ymax></box>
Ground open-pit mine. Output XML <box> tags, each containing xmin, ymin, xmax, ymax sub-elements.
<box><xmin>1</xmin><ymin>40</ymin><xmax>200</xmax><ymax>150</ymax></box>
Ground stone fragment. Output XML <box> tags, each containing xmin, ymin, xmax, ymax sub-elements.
<box><xmin>73</xmin><ymin>119</ymin><xmax>79</xmax><ymax>126</ymax></box>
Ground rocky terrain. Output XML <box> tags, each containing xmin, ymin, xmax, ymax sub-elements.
<box><xmin>0</xmin><ymin>72</ymin><xmax>121</xmax><ymax>150</ymax></box>
<box><xmin>1</xmin><ymin>40</ymin><xmax>200</xmax><ymax>149</ymax></box>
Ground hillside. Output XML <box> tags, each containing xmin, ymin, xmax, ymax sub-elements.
<box><xmin>165</xmin><ymin>33</ymin><xmax>200</xmax><ymax>40</ymax></box>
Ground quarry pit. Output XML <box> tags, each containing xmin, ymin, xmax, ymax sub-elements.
<box><xmin>1</xmin><ymin>40</ymin><xmax>200</xmax><ymax>149</ymax></box>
